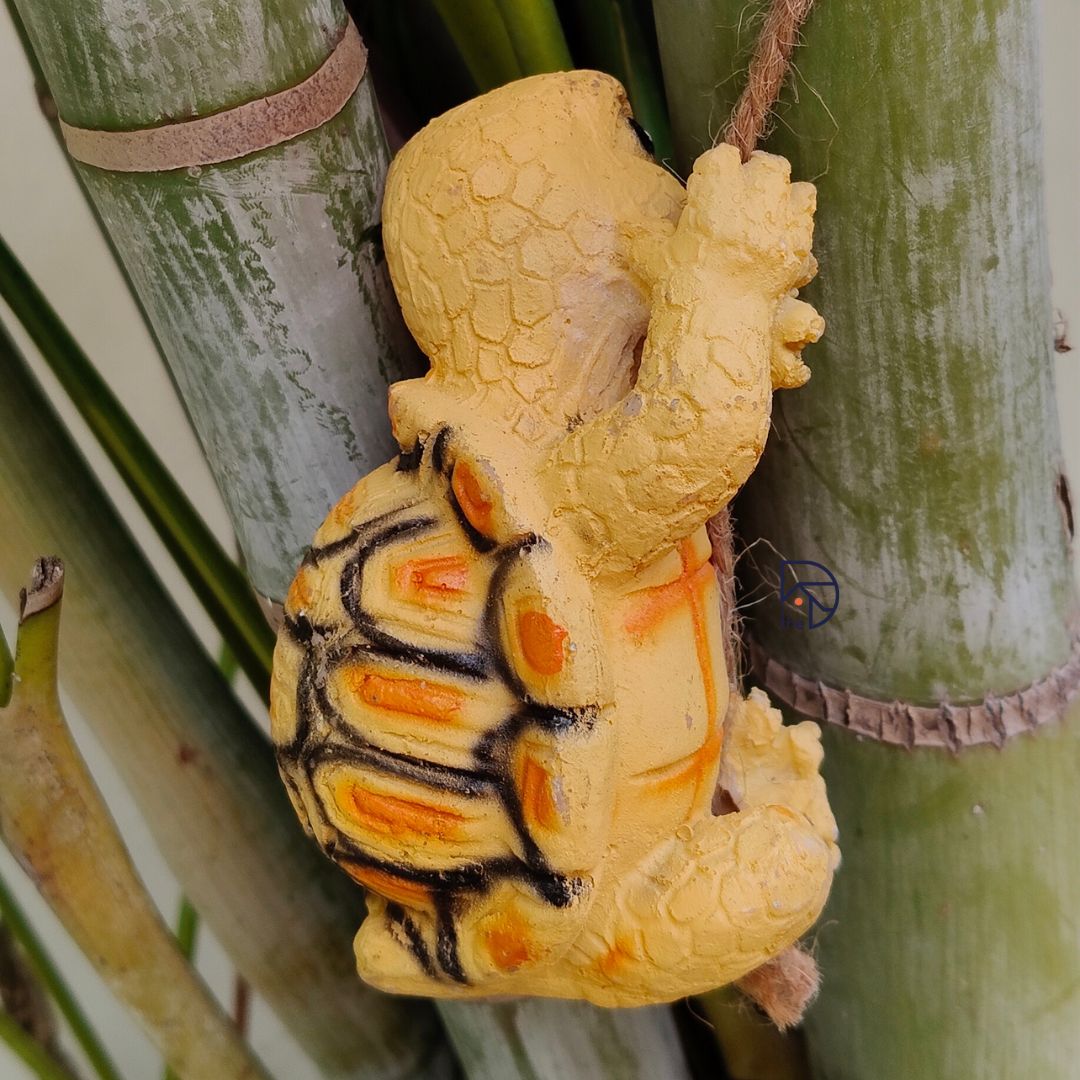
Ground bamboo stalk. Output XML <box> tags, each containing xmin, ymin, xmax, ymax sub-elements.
<box><xmin>0</xmin><ymin>236</ymin><xmax>274</xmax><ymax>697</ymax></box>
<box><xmin>0</xmin><ymin>558</ymin><xmax>269</xmax><ymax>1080</ymax></box>
<box><xmin>560</xmin><ymin>0</ymin><xmax>674</xmax><ymax>163</ymax></box>
<box><xmin>697</xmin><ymin>988</ymin><xmax>809</xmax><ymax>1080</ymax></box>
<box><xmin>493</xmin><ymin>0</ymin><xmax>573</xmax><ymax>73</ymax></box>
<box><xmin>438</xmin><ymin>1000</ymin><xmax>691</xmax><ymax>1080</ymax></box>
<box><xmin>161</xmin><ymin>897</ymin><xmax>200</xmax><ymax>1080</ymax></box>
<box><xmin>12</xmin><ymin>0</ymin><xmax>423</xmax><ymax>605</ymax></box>
<box><xmin>0</xmin><ymin>873</ymin><xmax>122</xmax><ymax>1080</ymax></box>
<box><xmin>431</xmin><ymin>0</ymin><xmax>524</xmax><ymax>89</ymax></box>
<box><xmin>653</xmin><ymin>1</ymin><xmax>1080</xmax><ymax>1076</ymax></box>
<box><xmin>0</xmin><ymin>624</ymin><xmax>11</xmax><ymax>708</ymax></box>
<box><xmin>0</xmin><ymin>326</ymin><xmax>446</xmax><ymax>1080</ymax></box>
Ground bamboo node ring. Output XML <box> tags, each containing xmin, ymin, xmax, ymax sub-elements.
<box><xmin>59</xmin><ymin>19</ymin><xmax>367</xmax><ymax>173</ymax></box>
<box><xmin>749</xmin><ymin>633</ymin><xmax>1080</xmax><ymax>750</ymax></box>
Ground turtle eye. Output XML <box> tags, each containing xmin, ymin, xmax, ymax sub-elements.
<box><xmin>627</xmin><ymin>117</ymin><xmax>655</xmax><ymax>157</ymax></box>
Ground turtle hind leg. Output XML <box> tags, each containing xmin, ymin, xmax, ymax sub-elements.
<box><xmin>542</xmin><ymin>800</ymin><xmax>834</xmax><ymax>1007</ymax></box>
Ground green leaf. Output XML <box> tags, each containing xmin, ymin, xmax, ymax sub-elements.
<box><xmin>494</xmin><ymin>0</ymin><xmax>572</xmax><ymax>73</ymax></box>
<box><xmin>0</xmin><ymin>872</ymin><xmax>123</xmax><ymax>1080</ymax></box>
<box><xmin>0</xmin><ymin>1010</ymin><xmax>79</xmax><ymax>1080</ymax></box>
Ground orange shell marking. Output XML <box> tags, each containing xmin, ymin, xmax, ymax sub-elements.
<box><xmin>345</xmin><ymin>668</ymin><xmax>465</xmax><ymax>724</ymax></box>
<box><xmin>518</xmin><ymin>610</ymin><xmax>568</xmax><ymax>675</ymax></box>
<box><xmin>625</xmin><ymin>539</ymin><xmax>722</xmax><ymax>806</ymax></box>
<box><xmin>597</xmin><ymin>934</ymin><xmax>637</xmax><ymax>979</ymax></box>
<box><xmin>393</xmin><ymin>554</ymin><xmax>470</xmax><ymax>599</ymax></box>
<box><xmin>338</xmin><ymin>780</ymin><xmax>469</xmax><ymax>842</ymax></box>
<box><xmin>286</xmin><ymin>565</ymin><xmax>317</xmax><ymax>612</ymax></box>
<box><xmin>482</xmin><ymin>906</ymin><xmax>536</xmax><ymax>972</ymax></box>
<box><xmin>344</xmin><ymin>864</ymin><xmax>432</xmax><ymax>909</ymax></box>
<box><xmin>518</xmin><ymin>755</ymin><xmax>561</xmax><ymax>830</ymax></box>
<box><xmin>451</xmin><ymin>461</ymin><xmax>495</xmax><ymax>535</ymax></box>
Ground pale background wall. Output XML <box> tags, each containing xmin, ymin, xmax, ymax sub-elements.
<box><xmin>0</xmin><ymin>3</ymin><xmax>1077</xmax><ymax>1078</ymax></box>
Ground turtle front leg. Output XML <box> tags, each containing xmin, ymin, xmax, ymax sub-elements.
<box><xmin>542</xmin><ymin>144</ymin><xmax>823</xmax><ymax>574</ymax></box>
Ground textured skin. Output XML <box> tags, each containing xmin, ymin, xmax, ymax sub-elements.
<box><xmin>270</xmin><ymin>71</ymin><xmax>837</xmax><ymax>1007</ymax></box>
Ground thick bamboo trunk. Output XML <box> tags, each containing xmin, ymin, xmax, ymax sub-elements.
<box><xmin>654</xmin><ymin>1</ymin><xmax>1080</xmax><ymax>1077</ymax></box>
<box><xmin>13</xmin><ymin>0</ymin><xmax>421</xmax><ymax>604</ymax></box>
<box><xmin>0</xmin><ymin>327</ymin><xmax>445</xmax><ymax>1080</ymax></box>
<box><xmin>11</xmin><ymin>5</ymin><xmax>695</xmax><ymax>1075</ymax></box>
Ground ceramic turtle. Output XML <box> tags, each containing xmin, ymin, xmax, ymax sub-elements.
<box><xmin>270</xmin><ymin>70</ymin><xmax>838</xmax><ymax>1008</ymax></box>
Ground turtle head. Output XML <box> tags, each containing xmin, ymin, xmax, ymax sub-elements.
<box><xmin>383</xmin><ymin>70</ymin><xmax>685</xmax><ymax>446</ymax></box>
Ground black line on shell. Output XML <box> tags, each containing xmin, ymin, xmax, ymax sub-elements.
<box><xmin>386</xmin><ymin>902</ymin><xmax>437</xmax><ymax>978</ymax></box>
<box><xmin>396</xmin><ymin>443</ymin><xmax>423</xmax><ymax>472</ymax></box>
<box><xmin>431</xmin><ymin>426</ymin><xmax>452</xmax><ymax>475</ymax></box>
<box><xmin>306</xmin><ymin>738</ymin><xmax>496</xmax><ymax>798</ymax></box>
<box><xmin>304</xmin><ymin>504</ymin><xmax>423</xmax><ymax>567</ymax></box>
<box><xmin>435</xmin><ymin>895</ymin><xmax>468</xmax><ymax>984</ymax></box>
<box><xmin>479</xmin><ymin>533</ymin><xmax>546</xmax><ymax>698</ymax></box>
<box><xmin>339</xmin><ymin>515</ymin><xmax>493</xmax><ymax>680</ymax></box>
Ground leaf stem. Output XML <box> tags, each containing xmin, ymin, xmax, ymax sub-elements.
<box><xmin>494</xmin><ymin>0</ymin><xmax>572</xmax><ymax>72</ymax></box>
<box><xmin>162</xmin><ymin>896</ymin><xmax>200</xmax><ymax>1080</ymax></box>
<box><xmin>0</xmin><ymin>873</ymin><xmax>123</xmax><ymax>1080</ymax></box>
<box><xmin>0</xmin><ymin>236</ymin><xmax>273</xmax><ymax>698</ymax></box>
<box><xmin>0</xmin><ymin>620</ymin><xmax>11</xmax><ymax>708</ymax></box>
<box><xmin>0</xmin><ymin>1010</ymin><xmax>79</xmax><ymax>1080</ymax></box>
<box><xmin>432</xmin><ymin>0</ymin><xmax>523</xmax><ymax>88</ymax></box>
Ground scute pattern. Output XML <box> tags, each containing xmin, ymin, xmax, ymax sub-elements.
<box><xmin>273</xmin><ymin>429</ymin><xmax>607</xmax><ymax>984</ymax></box>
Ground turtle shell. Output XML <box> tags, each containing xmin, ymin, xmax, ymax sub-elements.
<box><xmin>270</xmin><ymin>428</ymin><xmax>614</xmax><ymax>981</ymax></box>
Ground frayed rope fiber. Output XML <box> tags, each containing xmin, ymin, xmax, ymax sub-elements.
<box><xmin>722</xmin><ymin>0</ymin><xmax>817</xmax><ymax>161</ymax></box>
<box><xmin>709</xmin><ymin>0</ymin><xmax>817</xmax><ymax>701</ymax></box>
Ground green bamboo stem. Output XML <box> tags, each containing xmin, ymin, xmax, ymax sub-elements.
<box><xmin>0</xmin><ymin>561</ymin><xmax>269</xmax><ymax>1080</ymax></box>
<box><xmin>0</xmin><ymin>919</ymin><xmax>79</xmax><ymax>1080</ymax></box>
<box><xmin>493</xmin><ymin>0</ymin><xmax>572</xmax><ymax>73</ymax></box>
<box><xmin>2</xmin><ymin>0</ymin><xmax>177</xmax><ymax>379</ymax></box>
<box><xmin>561</xmin><ymin>0</ymin><xmax>674</xmax><ymax>163</ymax></box>
<box><xmin>173</xmin><ymin>898</ymin><xmax>200</xmax><ymax>962</ymax></box>
<box><xmin>650</xmin><ymin>0</ymin><xmax>751</xmax><ymax>174</ymax></box>
<box><xmin>0</xmin><ymin>623</ymin><xmax>11</xmax><ymax>707</ymax></box>
<box><xmin>0</xmin><ymin>326</ymin><xmax>445</xmax><ymax>1080</ymax></box>
<box><xmin>0</xmin><ymin>235</ymin><xmax>274</xmax><ymax>698</ymax></box>
<box><xmin>653</xmin><ymin>1</ymin><xmax>1080</xmax><ymax>1077</ymax></box>
<box><xmin>13</xmin><ymin>0</ymin><xmax>423</xmax><ymax>605</ymax></box>
<box><xmin>432</xmin><ymin>0</ymin><xmax>524</xmax><ymax>89</ymax></box>
<box><xmin>697</xmin><ymin>988</ymin><xmax>809</xmax><ymax>1080</ymax></box>
<box><xmin>438</xmin><ymin>999</ymin><xmax>691</xmax><ymax>1080</ymax></box>
<box><xmin>0</xmin><ymin>1011</ymin><xmax>78</xmax><ymax>1080</ymax></box>
<box><xmin>0</xmin><ymin>873</ymin><xmax>122</xmax><ymax>1080</ymax></box>
<box><xmin>163</xmin><ymin>896</ymin><xmax>201</xmax><ymax>1080</ymax></box>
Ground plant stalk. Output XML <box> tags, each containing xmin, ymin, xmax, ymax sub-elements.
<box><xmin>0</xmin><ymin>558</ymin><xmax>269</xmax><ymax>1080</ymax></box>
<box><xmin>493</xmin><ymin>0</ymin><xmax>573</xmax><ymax>73</ymax></box>
<box><xmin>0</xmin><ymin>1010</ymin><xmax>79</xmax><ymax>1080</ymax></box>
<box><xmin>653</xmin><ymin>1</ymin><xmax>1080</xmax><ymax>1077</ymax></box>
<box><xmin>0</xmin><ymin>235</ymin><xmax>274</xmax><ymax>698</ymax></box>
<box><xmin>0</xmin><ymin>325</ymin><xmax>446</xmax><ymax>1079</ymax></box>
<box><xmin>0</xmin><ymin>873</ymin><xmax>122</xmax><ymax>1080</ymax></box>
<box><xmin>12</xmin><ymin>0</ymin><xmax>423</xmax><ymax>604</ymax></box>
<box><xmin>431</xmin><ymin>0</ymin><xmax>524</xmax><ymax>89</ymax></box>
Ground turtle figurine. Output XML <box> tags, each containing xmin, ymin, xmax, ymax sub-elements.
<box><xmin>270</xmin><ymin>70</ymin><xmax>839</xmax><ymax>1008</ymax></box>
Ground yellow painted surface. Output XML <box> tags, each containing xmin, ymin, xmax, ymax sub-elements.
<box><xmin>270</xmin><ymin>71</ymin><xmax>837</xmax><ymax>1006</ymax></box>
